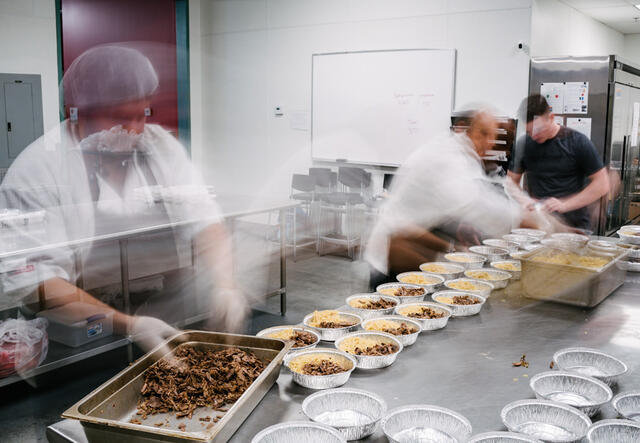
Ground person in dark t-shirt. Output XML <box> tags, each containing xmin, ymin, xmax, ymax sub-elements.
<box><xmin>508</xmin><ymin>94</ymin><xmax>610</xmax><ymax>230</ymax></box>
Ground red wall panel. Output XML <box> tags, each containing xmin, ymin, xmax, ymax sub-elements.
<box><xmin>61</xmin><ymin>0</ymin><xmax>178</xmax><ymax>134</ymax></box>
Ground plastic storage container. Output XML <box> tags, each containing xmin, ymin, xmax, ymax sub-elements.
<box><xmin>37</xmin><ymin>302</ymin><xmax>114</xmax><ymax>347</ymax></box>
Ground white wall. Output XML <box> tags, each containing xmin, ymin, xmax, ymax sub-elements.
<box><xmin>198</xmin><ymin>0</ymin><xmax>533</xmax><ymax>198</ymax></box>
<box><xmin>531</xmin><ymin>0</ymin><xmax>624</xmax><ymax>58</ymax></box>
<box><xmin>623</xmin><ymin>34</ymin><xmax>640</xmax><ymax>66</ymax></box>
<box><xmin>0</xmin><ymin>0</ymin><xmax>60</xmax><ymax>133</ymax></box>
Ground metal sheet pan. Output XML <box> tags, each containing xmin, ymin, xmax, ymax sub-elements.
<box><xmin>62</xmin><ymin>330</ymin><xmax>292</xmax><ymax>442</ymax></box>
<box><xmin>520</xmin><ymin>247</ymin><xmax>628</xmax><ymax>307</ymax></box>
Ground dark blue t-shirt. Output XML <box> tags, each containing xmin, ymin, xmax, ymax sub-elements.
<box><xmin>509</xmin><ymin>126</ymin><xmax>604</xmax><ymax>229</ymax></box>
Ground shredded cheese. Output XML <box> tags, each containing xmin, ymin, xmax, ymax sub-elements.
<box><xmin>467</xmin><ymin>271</ymin><xmax>504</xmax><ymax>281</ymax></box>
<box><xmin>448</xmin><ymin>280</ymin><xmax>485</xmax><ymax>291</ymax></box>
<box><xmin>494</xmin><ymin>262</ymin><xmax>520</xmax><ymax>271</ymax></box>
<box><xmin>420</xmin><ymin>264</ymin><xmax>448</xmax><ymax>273</ymax></box>
<box><xmin>399</xmin><ymin>274</ymin><xmax>439</xmax><ymax>285</ymax></box>
<box><xmin>532</xmin><ymin>253</ymin><xmax>610</xmax><ymax>269</ymax></box>
<box><xmin>364</xmin><ymin>319</ymin><xmax>403</xmax><ymax>331</ymax></box>
<box><xmin>266</xmin><ymin>329</ymin><xmax>296</xmax><ymax>340</ymax></box>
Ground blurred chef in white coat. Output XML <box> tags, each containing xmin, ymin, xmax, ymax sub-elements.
<box><xmin>0</xmin><ymin>45</ymin><xmax>246</xmax><ymax>352</ymax></box>
<box><xmin>365</xmin><ymin>108</ymin><xmax>540</xmax><ymax>288</ymax></box>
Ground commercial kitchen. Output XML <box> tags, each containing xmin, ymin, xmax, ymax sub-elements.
<box><xmin>2</xmin><ymin>1</ymin><xmax>640</xmax><ymax>443</ymax></box>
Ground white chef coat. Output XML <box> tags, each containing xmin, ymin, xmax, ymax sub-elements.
<box><xmin>364</xmin><ymin>132</ymin><xmax>522</xmax><ymax>275</ymax></box>
<box><xmin>0</xmin><ymin>121</ymin><xmax>221</xmax><ymax>301</ymax></box>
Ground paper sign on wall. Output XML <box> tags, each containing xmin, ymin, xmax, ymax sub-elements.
<box><xmin>566</xmin><ymin>117</ymin><xmax>592</xmax><ymax>139</ymax></box>
<box><xmin>564</xmin><ymin>82</ymin><xmax>589</xmax><ymax>114</ymax></box>
<box><xmin>540</xmin><ymin>82</ymin><xmax>565</xmax><ymax>114</ymax></box>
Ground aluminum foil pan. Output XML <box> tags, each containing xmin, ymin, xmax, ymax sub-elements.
<box><xmin>419</xmin><ymin>261</ymin><xmax>466</xmax><ymax>280</ymax></box>
<box><xmin>616</xmin><ymin>242</ymin><xmax>640</xmax><ymax>258</ymax></box>
<box><xmin>553</xmin><ymin>347</ymin><xmax>628</xmax><ymax>386</ymax></box>
<box><xmin>617</xmin><ymin>226</ymin><xmax>640</xmax><ymax>245</ymax></box>
<box><xmin>529</xmin><ymin>371</ymin><xmax>613</xmax><ymax>417</ymax></box>
<box><xmin>334</xmin><ymin>331</ymin><xmax>402</xmax><ymax>369</ymax></box>
<box><xmin>444</xmin><ymin>278</ymin><xmax>494</xmax><ymax>297</ymax></box>
<box><xmin>362</xmin><ymin>315</ymin><xmax>421</xmax><ymax>346</ymax></box>
<box><xmin>464</xmin><ymin>268</ymin><xmax>512</xmax><ymax>289</ymax></box>
<box><xmin>345</xmin><ymin>294</ymin><xmax>399</xmax><ymax>319</ymax></box>
<box><xmin>504</xmin><ymin>234</ymin><xmax>535</xmax><ymax>248</ymax></box>
<box><xmin>396</xmin><ymin>272</ymin><xmax>445</xmax><ymax>293</ymax></box>
<box><xmin>483</xmin><ymin>238</ymin><xmax>520</xmax><ymax>253</ymax></box>
<box><xmin>551</xmin><ymin>233</ymin><xmax>589</xmax><ymax>246</ymax></box>
<box><xmin>375</xmin><ymin>282</ymin><xmax>427</xmax><ymax>304</ymax></box>
<box><xmin>302</xmin><ymin>388</ymin><xmax>387</xmax><ymax>441</ymax></box>
<box><xmin>616</xmin><ymin>258</ymin><xmax>640</xmax><ymax>272</ymax></box>
<box><xmin>444</xmin><ymin>252</ymin><xmax>487</xmax><ymax>269</ymax></box>
<box><xmin>303</xmin><ymin>311</ymin><xmax>362</xmax><ymax>342</ymax></box>
<box><xmin>612</xmin><ymin>391</ymin><xmax>640</xmax><ymax>422</ymax></box>
<box><xmin>256</xmin><ymin>326</ymin><xmax>320</xmax><ymax>353</ymax></box>
<box><xmin>381</xmin><ymin>404</ymin><xmax>472</xmax><ymax>443</ymax></box>
<box><xmin>490</xmin><ymin>260</ymin><xmax>522</xmax><ymax>280</ymax></box>
<box><xmin>512</xmin><ymin>228</ymin><xmax>547</xmax><ymax>241</ymax></box>
<box><xmin>469</xmin><ymin>245</ymin><xmax>510</xmax><ymax>262</ymax></box>
<box><xmin>501</xmin><ymin>399</ymin><xmax>591</xmax><ymax>443</ymax></box>
<box><xmin>251</xmin><ymin>421</ymin><xmax>347</xmax><ymax>443</ymax></box>
<box><xmin>394</xmin><ymin>302</ymin><xmax>452</xmax><ymax>331</ymax></box>
<box><xmin>468</xmin><ymin>431</ymin><xmax>543</xmax><ymax>442</ymax></box>
<box><xmin>585</xmin><ymin>419</ymin><xmax>640</xmax><ymax>443</ymax></box>
<box><xmin>284</xmin><ymin>349</ymin><xmax>357</xmax><ymax>390</ymax></box>
<box><xmin>431</xmin><ymin>290</ymin><xmax>486</xmax><ymax>317</ymax></box>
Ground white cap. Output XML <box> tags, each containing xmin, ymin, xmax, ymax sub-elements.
<box><xmin>62</xmin><ymin>45</ymin><xmax>159</xmax><ymax>110</ymax></box>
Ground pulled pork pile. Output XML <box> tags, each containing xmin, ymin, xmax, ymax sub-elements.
<box><xmin>137</xmin><ymin>346</ymin><xmax>265</xmax><ymax>419</ymax></box>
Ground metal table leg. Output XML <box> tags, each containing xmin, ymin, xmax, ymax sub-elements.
<box><xmin>119</xmin><ymin>239</ymin><xmax>133</xmax><ymax>362</ymax></box>
<box><xmin>279</xmin><ymin>208</ymin><xmax>287</xmax><ymax>316</ymax></box>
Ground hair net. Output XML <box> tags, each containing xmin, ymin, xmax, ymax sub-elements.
<box><xmin>62</xmin><ymin>45</ymin><xmax>159</xmax><ymax>110</ymax></box>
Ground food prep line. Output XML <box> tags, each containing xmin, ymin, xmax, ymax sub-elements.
<box><xmin>0</xmin><ymin>195</ymin><xmax>298</xmax><ymax>388</ymax></box>
<box><xmin>46</xmin><ymin>270</ymin><xmax>640</xmax><ymax>442</ymax></box>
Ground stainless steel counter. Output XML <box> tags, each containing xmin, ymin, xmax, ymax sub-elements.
<box><xmin>47</xmin><ymin>271</ymin><xmax>640</xmax><ymax>442</ymax></box>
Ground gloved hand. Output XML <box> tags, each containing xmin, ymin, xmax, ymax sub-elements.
<box><xmin>206</xmin><ymin>288</ymin><xmax>249</xmax><ymax>333</ymax></box>
<box><xmin>128</xmin><ymin>315</ymin><xmax>179</xmax><ymax>355</ymax></box>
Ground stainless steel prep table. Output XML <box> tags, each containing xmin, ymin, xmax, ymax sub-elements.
<box><xmin>47</xmin><ymin>272</ymin><xmax>640</xmax><ymax>442</ymax></box>
<box><xmin>0</xmin><ymin>195</ymin><xmax>298</xmax><ymax>389</ymax></box>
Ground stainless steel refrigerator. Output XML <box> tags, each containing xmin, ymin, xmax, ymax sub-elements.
<box><xmin>529</xmin><ymin>55</ymin><xmax>640</xmax><ymax>235</ymax></box>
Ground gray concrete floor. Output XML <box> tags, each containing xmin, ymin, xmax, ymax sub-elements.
<box><xmin>0</xmin><ymin>252</ymin><xmax>370</xmax><ymax>443</ymax></box>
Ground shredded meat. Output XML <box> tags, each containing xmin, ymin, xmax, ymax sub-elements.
<box><xmin>452</xmin><ymin>295</ymin><xmax>479</xmax><ymax>305</ymax></box>
<box><xmin>302</xmin><ymin>360</ymin><xmax>347</xmax><ymax>375</ymax></box>
<box><xmin>355</xmin><ymin>298</ymin><xmax>396</xmax><ymax>310</ymax></box>
<box><xmin>317</xmin><ymin>321</ymin><xmax>356</xmax><ymax>328</ymax></box>
<box><xmin>406</xmin><ymin>307</ymin><xmax>445</xmax><ymax>319</ymax></box>
<box><xmin>290</xmin><ymin>331</ymin><xmax>317</xmax><ymax>348</ymax></box>
<box><xmin>394</xmin><ymin>287</ymin><xmax>425</xmax><ymax>297</ymax></box>
<box><xmin>352</xmin><ymin>343</ymin><xmax>399</xmax><ymax>356</ymax></box>
<box><xmin>378</xmin><ymin>322</ymin><xmax>417</xmax><ymax>336</ymax></box>
<box><xmin>136</xmin><ymin>346</ymin><xmax>265</xmax><ymax>419</ymax></box>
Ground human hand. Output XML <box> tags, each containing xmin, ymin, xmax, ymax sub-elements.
<box><xmin>206</xmin><ymin>288</ymin><xmax>249</xmax><ymax>333</ymax></box>
<box><xmin>542</xmin><ymin>197</ymin><xmax>568</xmax><ymax>214</ymax></box>
<box><xmin>456</xmin><ymin>223</ymin><xmax>481</xmax><ymax>247</ymax></box>
<box><xmin>128</xmin><ymin>315</ymin><xmax>179</xmax><ymax>355</ymax></box>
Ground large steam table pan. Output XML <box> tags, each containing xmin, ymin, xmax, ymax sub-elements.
<box><xmin>520</xmin><ymin>247</ymin><xmax>629</xmax><ymax>308</ymax></box>
<box><xmin>62</xmin><ymin>330</ymin><xmax>291</xmax><ymax>443</ymax></box>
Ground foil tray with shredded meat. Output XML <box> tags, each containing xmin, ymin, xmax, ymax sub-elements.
<box><xmin>136</xmin><ymin>346</ymin><xmax>265</xmax><ymax>419</ymax></box>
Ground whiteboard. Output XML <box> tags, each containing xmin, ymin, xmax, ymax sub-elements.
<box><xmin>311</xmin><ymin>49</ymin><xmax>456</xmax><ymax>166</ymax></box>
